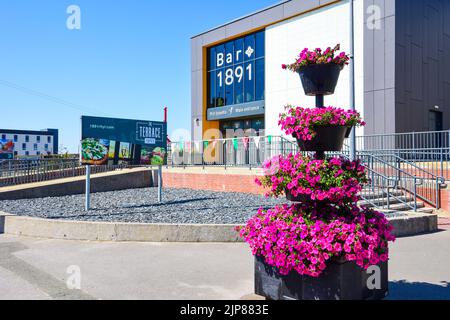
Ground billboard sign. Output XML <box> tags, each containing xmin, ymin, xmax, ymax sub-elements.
<box><xmin>0</xmin><ymin>139</ymin><xmax>14</xmax><ymax>160</ymax></box>
<box><xmin>81</xmin><ymin>116</ymin><xmax>167</xmax><ymax>166</ymax></box>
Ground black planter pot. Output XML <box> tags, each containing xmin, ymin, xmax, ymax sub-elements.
<box><xmin>296</xmin><ymin>126</ymin><xmax>348</xmax><ymax>152</ymax></box>
<box><xmin>255</xmin><ymin>255</ymin><xmax>389</xmax><ymax>300</ymax></box>
<box><xmin>285</xmin><ymin>189</ymin><xmax>311</xmax><ymax>203</ymax></box>
<box><xmin>298</xmin><ymin>64</ymin><xmax>342</xmax><ymax>96</ymax></box>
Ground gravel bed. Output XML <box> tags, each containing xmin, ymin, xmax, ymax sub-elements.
<box><xmin>0</xmin><ymin>188</ymin><xmax>288</xmax><ymax>224</ymax></box>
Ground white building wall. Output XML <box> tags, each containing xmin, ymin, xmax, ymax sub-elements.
<box><xmin>0</xmin><ymin>133</ymin><xmax>54</xmax><ymax>156</ymax></box>
<box><xmin>264</xmin><ymin>0</ymin><xmax>365</xmax><ymax>138</ymax></box>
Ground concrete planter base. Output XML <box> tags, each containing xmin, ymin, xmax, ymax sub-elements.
<box><xmin>255</xmin><ymin>256</ymin><xmax>389</xmax><ymax>300</ymax></box>
<box><xmin>0</xmin><ymin>212</ymin><xmax>438</xmax><ymax>243</ymax></box>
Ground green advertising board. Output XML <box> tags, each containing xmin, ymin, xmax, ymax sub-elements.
<box><xmin>81</xmin><ymin>116</ymin><xmax>167</xmax><ymax>166</ymax></box>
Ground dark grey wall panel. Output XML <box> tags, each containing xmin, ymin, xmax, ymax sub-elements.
<box><xmin>395</xmin><ymin>0</ymin><xmax>450</xmax><ymax>133</ymax></box>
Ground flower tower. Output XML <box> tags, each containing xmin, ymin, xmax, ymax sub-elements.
<box><xmin>238</xmin><ymin>45</ymin><xmax>395</xmax><ymax>300</ymax></box>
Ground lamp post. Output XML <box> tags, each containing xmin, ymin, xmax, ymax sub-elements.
<box><xmin>349</xmin><ymin>0</ymin><xmax>356</xmax><ymax>160</ymax></box>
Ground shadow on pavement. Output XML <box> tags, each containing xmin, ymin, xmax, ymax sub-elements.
<box><xmin>388</xmin><ymin>280</ymin><xmax>450</xmax><ymax>300</ymax></box>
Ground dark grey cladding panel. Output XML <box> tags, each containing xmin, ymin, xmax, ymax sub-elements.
<box><xmin>394</xmin><ymin>0</ymin><xmax>450</xmax><ymax>133</ymax></box>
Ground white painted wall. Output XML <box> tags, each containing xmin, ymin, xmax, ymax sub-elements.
<box><xmin>0</xmin><ymin>133</ymin><xmax>54</xmax><ymax>156</ymax></box>
<box><xmin>265</xmin><ymin>0</ymin><xmax>365</xmax><ymax>138</ymax></box>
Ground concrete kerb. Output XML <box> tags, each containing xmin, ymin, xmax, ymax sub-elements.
<box><xmin>0</xmin><ymin>211</ymin><xmax>439</xmax><ymax>242</ymax></box>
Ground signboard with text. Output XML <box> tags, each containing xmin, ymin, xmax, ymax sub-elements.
<box><xmin>81</xmin><ymin>116</ymin><xmax>167</xmax><ymax>166</ymax></box>
<box><xmin>207</xmin><ymin>30</ymin><xmax>265</xmax><ymax>118</ymax></box>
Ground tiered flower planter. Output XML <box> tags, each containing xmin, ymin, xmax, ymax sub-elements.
<box><xmin>239</xmin><ymin>45</ymin><xmax>394</xmax><ymax>301</ymax></box>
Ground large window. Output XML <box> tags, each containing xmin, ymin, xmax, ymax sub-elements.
<box><xmin>207</xmin><ymin>31</ymin><xmax>265</xmax><ymax>109</ymax></box>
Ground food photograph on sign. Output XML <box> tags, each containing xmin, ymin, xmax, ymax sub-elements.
<box><xmin>0</xmin><ymin>139</ymin><xmax>15</xmax><ymax>160</ymax></box>
<box><xmin>80</xmin><ymin>116</ymin><xmax>167</xmax><ymax>166</ymax></box>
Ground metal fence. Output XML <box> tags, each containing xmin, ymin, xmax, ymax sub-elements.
<box><xmin>168</xmin><ymin>136</ymin><xmax>298</xmax><ymax>168</ymax></box>
<box><xmin>0</xmin><ymin>159</ymin><xmax>130</xmax><ymax>187</ymax></box>
<box><xmin>353</xmin><ymin>130</ymin><xmax>450</xmax><ymax>180</ymax></box>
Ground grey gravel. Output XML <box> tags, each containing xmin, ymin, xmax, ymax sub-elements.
<box><xmin>0</xmin><ymin>188</ymin><xmax>288</xmax><ymax>224</ymax></box>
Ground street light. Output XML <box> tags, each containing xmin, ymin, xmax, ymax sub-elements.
<box><xmin>349</xmin><ymin>0</ymin><xmax>356</xmax><ymax>160</ymax></box>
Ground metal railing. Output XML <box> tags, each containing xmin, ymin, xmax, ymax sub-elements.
<box><xmin>357</xmin><ymin>153</ymin><xmax>425</xmax><ymax>211</ymax></box>
<box><xmin>168</xmin><ymin>136</ymin><xmax>298</xmax><ymax>168</ymax></box>
<box><xmin>168</xmin><ymin>135</ymin><xmax>446</xmax><ymax>211</ymax></box>
<box><xmin>361</xmin><ymin>153</ymin><xmax>445</xmax><ymax>210</ymax></box>
<box><xmin>354</xmin><ymin>130</ymin><xmax>450</xmax><ymax>180</ymax></box>
<box><xmin>356</xmin><ymin>130</ymin><xmax>450</xmax><ymax>151</ymax></box>
<box><xmin>0</xmin><ymin>159</ymin><xmax>130</xmax><ymax>187</ymax></box>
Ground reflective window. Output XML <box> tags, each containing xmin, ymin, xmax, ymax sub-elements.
<box><xmin>255</xmin><ymin>31</ymin><xmax>265</xmax><ymax>58</ymax></box>
<box><xmin>207</xmin><ymin>30</ymin><xmax>265</xmax><ymax>108</ymax></box>
<box><xmin>255</xmin><ymin>59</ymin><xmax>265</xmax><ymax>101</ymax></box>
<box><xmin>244</xmin><ymin>61</ymin><xmax>254</xmax><ymax>103</ymax></box>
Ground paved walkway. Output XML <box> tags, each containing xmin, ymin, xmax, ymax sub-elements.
<box><xmin>0</xmin><ymin>229</ymin><xmax>449</xmax><ymax>300</ymax></box>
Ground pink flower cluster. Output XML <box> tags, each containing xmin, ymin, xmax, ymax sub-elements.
<box><xmin>282</xmin><ymin>44</ymin><xmax>350</xmax><ymax>73</ymax></box>
<box><xmin>256</xmin><ymin>154</ymin><xmax>367</xmax><ymax>205</ymax></box>
<box><xmin>237</xmin><ymin>204</ymin><xmax>395</xmax><ymax>277</ymax></box>
<box><xmin>279</xmin><ymin>105</ymin><xmax>366</xmax><ymax>141</ymax></box>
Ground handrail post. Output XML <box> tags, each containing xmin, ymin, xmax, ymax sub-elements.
<box><xmin>414</xmin><ymin>178</ymin><xmax>418</xmax><ymax>212</ymax></box>
<box><xmin>436</xmin><ymin>177</ymin><xmax>441</xmax><ymax>210</ymax></box>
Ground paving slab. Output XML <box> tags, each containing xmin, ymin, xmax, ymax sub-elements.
<box><xmin>0</xmin><ymin>229</ymin><xmax>449</xmax><ymax>300</ymax></box>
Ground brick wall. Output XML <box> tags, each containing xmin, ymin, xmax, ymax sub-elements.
<box><xmin>163</xmin><ymin>172</ymin><xmax>265</xmax><ymax>195</ymax></box>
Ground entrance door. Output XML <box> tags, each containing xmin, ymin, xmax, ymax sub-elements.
<box><xmin>429</xmin><ymin>110</ymin><xmax>443</xmax><ymax>149</ymax></box>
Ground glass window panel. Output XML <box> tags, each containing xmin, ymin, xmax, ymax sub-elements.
<box><xmin>255</xmin><ymin>31</ymin><xmax>265</xmax><ymax>58</ymax></box>
<box><xmin>215</xmin><ymin>44</ymin><xmax>225</xmax><ymax>69</ymax></box>
<box><xmin>209</xmin><ymin>47</ymin><xmax>216</xmax><ymax>71</ymax></box>
<box><xmin>234</xmin><ymin>64</ymin><xmax>244</xmax><ymax>105</ymax></box>
<box><xmin>225</xmin><ymin>67</ymin><xmax>234</xmax><ymax>106</ymax></box>
<box><xmin>208</xmin><ymin>71</ymin><xmax>216</xmax><ymax>108</ymax></box>
<box><xmin>225</xmin><ymin>42</ymin><xmax>234</xmax><ymax>67</ymax></box>
<box><xmin>216</xmin><ymin>68</ymin><xmax>225</xmax><ymax>107</ymax></box>
<box><xmin>255</xmin><ymin>59</ymin><xmax>265</xmax><ymax>101</ymax></box>
<box><xmin>234</xmin><ymin>38</ymin><xmax>244</xmax><ymax>65</ymax></box>
<box><xmin>244</xmin><ymin>61</ymin><xmax>255</xmax><ymax>103</ymax></box>
<box><xmin>232</xmin><ymin>121</ymin><xmax>244</xmax><ymax>130</ymax></box>
<box><xmin>244</xmin><ymin>35</ymin><xmax>255</xmax><ymax>61</ymax></box>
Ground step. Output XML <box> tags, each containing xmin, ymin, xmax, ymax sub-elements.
<box><xmin>359</xmin><ymin>196</ymin><xmax>413</xmax><ymax>207</ymax></box>
<box><xmin>387</xmin><ymin>201</ymin><xmax>425</xmax><ymax>212</ymax></box>
<box><xmin>359</xmin><ymin>189</ymin><xmax>404</xmax><ymax>200</ymax></box>
<box><xmin>416</xmin><ymin>207</ymin><xmax>435</xmax><ymax>214</ymax></box>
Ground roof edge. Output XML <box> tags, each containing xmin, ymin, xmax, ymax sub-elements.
<box><xmin>191</xmin><ymin>0</ymin><xmax>291</xmax><ymax>39</ymax></box>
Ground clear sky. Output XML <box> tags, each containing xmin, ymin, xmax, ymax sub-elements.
<box><xmin>0</xmin><ymin>0</ymin><xmax>277</xmax><ymax>153</ymax></box>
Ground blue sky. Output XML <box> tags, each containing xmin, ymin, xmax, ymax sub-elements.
<box><xmin>0</xmin><ymin>0</ymin><xmax>276</xmax><ymax>153</ymax></box>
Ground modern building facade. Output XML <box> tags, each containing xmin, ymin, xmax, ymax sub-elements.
<box><xmin>191</xmin><ymin>0</ymin><xmax>450</xmax><ymax>142</ymax></box>
<box><xmin>0</xmin><ymin>128</ymin><xmax>59</xmax><ymax>157</ymax></box>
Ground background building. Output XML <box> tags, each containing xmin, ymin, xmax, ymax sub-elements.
<box><xmin>191</xmin><ymin>0</ymin><xmax>450</xmax><ymax>143</ymax></box>
<box><xmin>0</xmin><ymin>128</ymin><xmax>59</xmax><ymax>157</ymax></box>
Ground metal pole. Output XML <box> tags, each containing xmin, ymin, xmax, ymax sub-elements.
<box><xmin>85</xmin><ymin>165</ymin><xmax>91</xmax><ymax>211</ymax></box>
<box><xmin>158</xmin><ymin>165</ymin><xmax>163</xmax><ymax>203</ymax></box>
<box><xmin>349</xmin><ymin>0</ymin><xmax>357</xmax><ymax>160</ymax></box>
